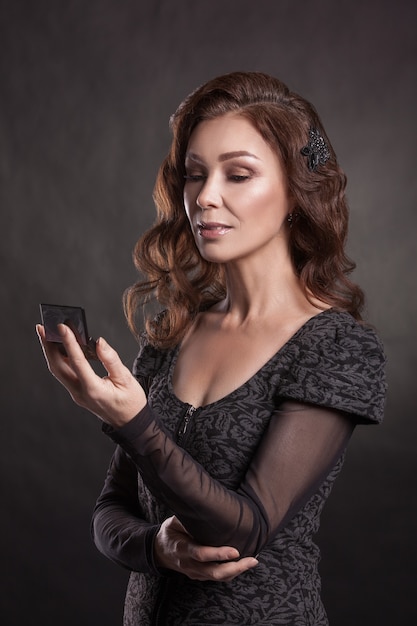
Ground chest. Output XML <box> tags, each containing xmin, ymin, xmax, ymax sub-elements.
<box><xmin>147</xmin><ymin>353</ymin><xmax>283</xmax><ymax>487</ymax></box>
<box><xmin>171</xmin><ymin>324</ymin><xmax>298</xmax><ymax>408</ymax></box>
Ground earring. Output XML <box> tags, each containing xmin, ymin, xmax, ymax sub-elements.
<box><xmin>287</xmin><ymin>213</ymin><xmax>293</xmax><ymax>227</ymax></box>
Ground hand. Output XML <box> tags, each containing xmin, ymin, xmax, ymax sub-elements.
<box><xmin>36</xmin><ymin>323</ymin><xmax>146</xmax><ymax>427</ymax></box>
<box><xmin>154</xmin><ymin>516</ymin><xmax>258</xmax><ymax>582</ymax></box>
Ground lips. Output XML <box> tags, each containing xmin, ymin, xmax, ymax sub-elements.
<box><xmin>197</xmin><ymin>221</ymin><xmax>232</xmax><ymax>238</ymax></box>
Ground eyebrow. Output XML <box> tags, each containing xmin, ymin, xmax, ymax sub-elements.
<box><xmin>185</xmin><ymin>150</ymin><xmax>260</xmax><ymax>164</ymax></box>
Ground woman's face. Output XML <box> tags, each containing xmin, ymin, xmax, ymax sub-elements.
<box><xmin>183</xmin><ymin>113</ymin><xmax>294</xmax><ymax>265</ymax></box>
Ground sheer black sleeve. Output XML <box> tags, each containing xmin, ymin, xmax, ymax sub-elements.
<box><xmin>103</xmin><ymin>401</ymin><xmax>354</xmax><ymax>557</ymax></box>
<box><xmin>91</xmin><ymin>445</ymin><xmax>160</xmax><ymax>573</ymax></box>
<box><xmin>98</xmin><ymin>311</ymin><xmax>386</xmax><ymax>559</ymax></box>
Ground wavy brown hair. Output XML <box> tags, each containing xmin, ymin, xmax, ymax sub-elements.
<box><xmin>124</xmin><ymin>71</ymin><xmax>364</xmax><ymax>348</ymax></box>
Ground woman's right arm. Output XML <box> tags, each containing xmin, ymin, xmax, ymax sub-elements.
<box><xmin>92</xmin><ymin>445</ymin><xmax>160</xmax><ymax>573</ymax></box>
<box><xmin>92</xmin><ymin>446</ymin><xmax>258</xmax><ymax>580</ymax></box>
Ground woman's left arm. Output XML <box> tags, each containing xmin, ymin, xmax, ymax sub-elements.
<box><xmin>110</xmin><ymin>399</ymin><xmax>354</xmax><ymax>557</ymax></box>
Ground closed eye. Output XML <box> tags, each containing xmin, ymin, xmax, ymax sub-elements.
<box><xmin>184</xmin><ymin>174</ymin><xmax>206</xmax><ymax>182</ymax></box>
<box><xmin>229</xmin><ymin>175</ymin><xmax>249</xmax><ymax>182</ymax></box>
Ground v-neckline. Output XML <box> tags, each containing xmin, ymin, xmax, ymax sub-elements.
<box><xmin>167</xmin><ymin>308</ymin><xmax>337</xmax><ymax>410</ymax></box>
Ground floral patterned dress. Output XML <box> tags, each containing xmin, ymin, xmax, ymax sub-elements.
<box><xmin>92</xmin><ymin>309</ymin><xmax>386</xmax><ymax>625</ymax></box>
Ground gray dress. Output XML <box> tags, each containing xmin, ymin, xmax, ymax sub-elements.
<box><xmin>92</xmin><ymin>309</ymin><xmax>386</xmax><ymax>625</ymax></box>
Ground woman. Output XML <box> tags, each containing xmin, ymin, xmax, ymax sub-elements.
<box><xmin>37</xmin><ymin>72</ymin><xmax>386</xmax><ymax>625</ymax></box>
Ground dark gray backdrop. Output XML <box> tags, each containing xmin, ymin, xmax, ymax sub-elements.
<box><xmin>1</xmin><ymin>1</ymin><xmax>416</xmax><ymax>624</ymax></box>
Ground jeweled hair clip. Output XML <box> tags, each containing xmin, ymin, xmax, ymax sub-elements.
<box><xmin>300</xmin><ymin>127</ymin><xmax>330</xmax><ymax>172</ymax></box>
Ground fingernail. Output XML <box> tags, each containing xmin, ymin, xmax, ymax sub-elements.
<box><xmin>57</xmin><ymin>323</ymin><xmax>67</xmax><ymax>337</ymax></box>
<box><xmin>227</xmin><ymin>550</ymin><xmax>239</xmax><ymax>559</ymax></box>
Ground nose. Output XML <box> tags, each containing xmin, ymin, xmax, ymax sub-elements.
<box><xmin>196</xmin><ymin>176</ymin><xmax>222</xmax><ymax>210</ymax></box>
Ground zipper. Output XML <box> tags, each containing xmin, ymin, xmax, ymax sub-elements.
<box><xmin>152</xmin><ymin>405</ymin><xmax>198</xmax><ymax>624</ymax></box>
<box><xmin>176</xmin><ymin>404</ymin><xmax>197</xmax><ymax>446</ymax></box>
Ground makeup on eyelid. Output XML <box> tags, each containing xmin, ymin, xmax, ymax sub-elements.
<box><xmin>183</xmin><ymin>113</ymin><xmax>293</xmax><ymax>263</ymax></box>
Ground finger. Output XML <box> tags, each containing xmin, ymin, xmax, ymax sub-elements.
<box><xmin>36</xmin><ymin>324</ymin><xmax>79</xmax><ymax>382</ymax></box>
<box><xmin>38</xmin><ymin>322</ymin><xmax>100</xmax><ymax>396</ymax></box>
<box><xmin>95</xmin><ymin>336</ymin><xmax>134</xmax><ymax>387</ymax></box>
<box><xmin>168</xmin><ymin>517</ymin><xmax>240</xmax><ymax>564</ymax></box>
<box><xmin>36</xmin><ymin>329</ymin><xmax>87</xmax><ymax>404</ymax></box>
<box><xmin>54</xmin><ymin>323</ymin><xmax>96</xmax><ymax>382</ymax></box>
<box><xmin>36</xmin><ymin>324</ymin><xmax>49</xmax><ymax>362</ymax></box>
<box><xmin>168</xmin><ymin>516</ymin><xmax>241</xmax><ymax>563</ymax></box>
<box><xmin>204</xmin><ymin>556</ymin><xmax>259</xmax><ymax>582</ymax></box>
<box><xmin>190</xmin><ymin>543</ymin><xmax>240</xmax><ymax>563</ymax></box>
<box><xmin>187</xmin><ymin>556</ymin><xmax>258</xmax><ymax>582</ymax></box>
<box><xmin>36</xmin><ymin>323</ymin><xmax>57</xmax><ymax>360</ymax></box>
<box><xmin>57</xmin><ymin>323</ymin><xmax>88</xmax><ymax>360</ymax></box>
<box><xmin>36</xmin><ymin>323</ymin><xmax>46</xmax><ymax>342</ymax></box>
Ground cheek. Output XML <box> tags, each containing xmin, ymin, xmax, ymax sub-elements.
<box><xmin>183</xmin><ymin>190</ymin><xmax>193</xmax><ymax>220</ymax></box>
<box><xmin>237</xmin><ymin>184</ymin><xmax>283</xmax><ymax>219</ymax></box>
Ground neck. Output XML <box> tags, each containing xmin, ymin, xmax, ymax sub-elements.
<box><xmin>217</xmin><ymin>247</ymin><xmax>308</xmax><ymax>324</ymax></box>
